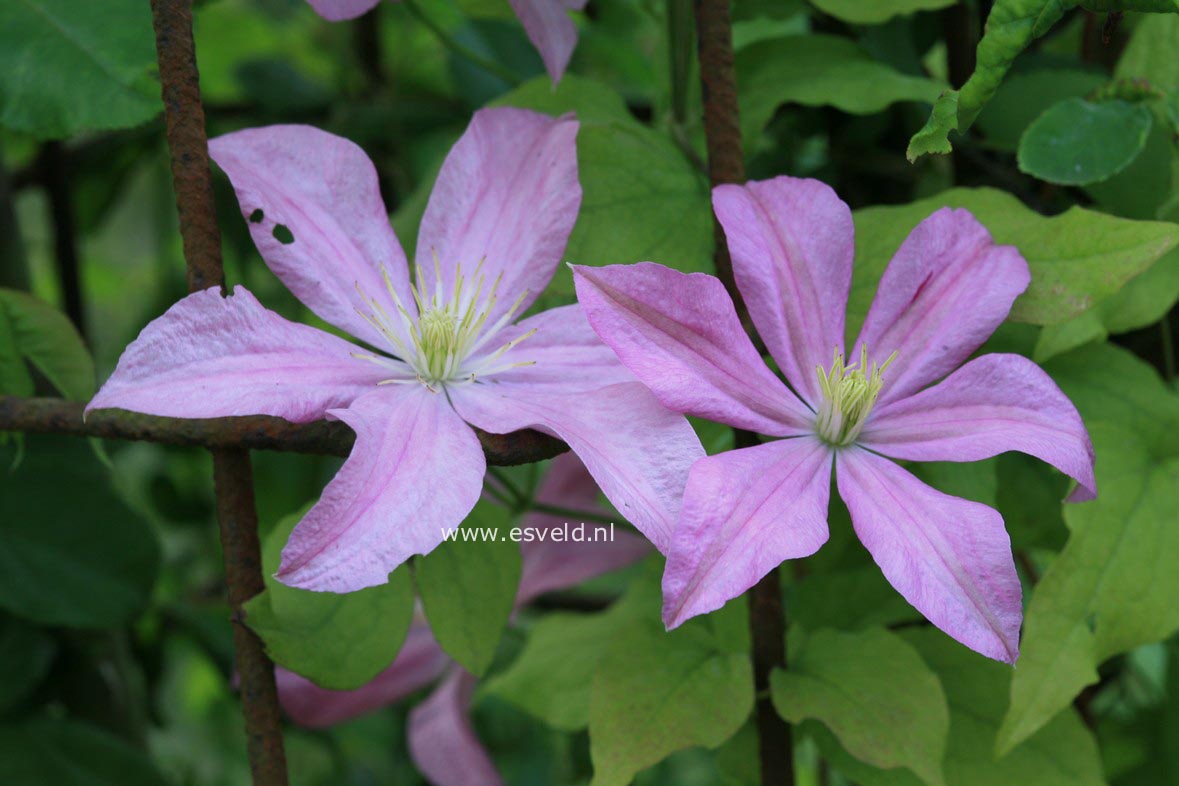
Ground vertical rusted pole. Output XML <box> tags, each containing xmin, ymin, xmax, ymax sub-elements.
<box><xmin>149</xmin><ymin>2</ymin><xmax>289</xmax><ymax>784</ymax></box>
<box><xmin>694</xmin><ymin>1</ymin><xmax>793</xmax><ymax>784</ymax></box>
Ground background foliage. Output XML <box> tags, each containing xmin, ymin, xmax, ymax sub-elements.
<box><xmin>1</xmin><ymin>0</ymin><xmax>1178</xmax><ymax>784</ymax></box>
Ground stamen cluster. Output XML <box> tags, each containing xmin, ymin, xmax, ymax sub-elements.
<box><xmin>814</xmin><ymin>346</ymin><xmax>896</xmax><ymax>446</ymax></box>
<box><xmin>354</xmin><ymin>255</ymin><xmax>535</xmax><ymax>388</ymax></box>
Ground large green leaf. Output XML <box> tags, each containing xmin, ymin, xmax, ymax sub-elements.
<box><xmin>0</xmin><ymin>305</ymin><xmax>33</xmax><ymax>398</ymax></box>
<box><xmin>588</xmin><ymin>616</ymin><xmax>753</xmax><ymax>786</ymax></box>
<box><xmin>415</xmin><ymin>501</ymin><xmax>521</xmax><ymax>677</ymax></box>
<box><xmin>0</xmin><ymin>718</ymin><xmax>169</xmax><ymax>785</ymax></box>
<box><xmin>0</xmin><ymin>435</ymin><xmax>158</xmax><ymax>628</ymax></box>
<box><xmin>771</xmin><ymin>627</ymin><xmax>949</xmax><ymax>786</ymax></box>
<box><xmin>0</xmin><ymin>289</ymin><xmax>95</xmax><ymax>401</ymax></box>
<box><xmin>808</xmin><ymin>0</ymin><xmax>956</xmax><ymax>23</ymax></box>
<box><xmin>483</xmin><ymin>605</ymin><xmax>632</xmax><ymax>731</ymax></box>
<box><xmin>811</xmin><ymin>628</ymin><xmax>1104</xmax><ymax>786</ymax></box>
<box><xmin>997</xmin><ymin>422</ymin><xmax>1179</xmax><ymax>753</ymax></box>
<box><xmin>738</xmin><ymin>35</ymin><xmax>944</xmax><ymax>148</ymax></box>
<box><xmin>0</xmin><ymin>0</ymin><xmax>159</xmax><ymax>138</ymax></box>
<box><xmin>0</xmin><ymin>615</ymin><xmax>55</xmax><ymax>714</ymax></box>
<box><xmin>1045</xmin><ymin>341</ymin><xmax>1179</xmax><ymax>456</ymax></box>
<box><xmin>1034</xmin><ymin>248</ymin><xmax>1179</xmax><ymax>361</ymax></box>
<box><xmin>848</xmin><ymin>188</ymin><xmax>1179</xmax><ymax>332</ymax></box>
<box><xmin>1117</xmin><ymin>13</ymin><xmax>1179</xmax><ymax>92</ymax></box>
<box><xmin>1017</xmin><ymin>98</ymin><xmax>1154</xmax><ymax>186</ymax></box>
<box><xmin>244</xmin><ymin>506</ymin><xmax>415</xmax><ymax>691</ymax></box>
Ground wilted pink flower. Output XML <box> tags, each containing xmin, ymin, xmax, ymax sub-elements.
<box><xmin>573</xmin><ymin>176</ymin><xmax>1096</xmax><ymax>663</ymax></box>
<box><xmin>88</xmin><ymin>107</ymin><xmax>701</xmax><ymax>591</ymax></box>
<box><xmin>275</xmin><ymin>454</ymin><xmax>650</xmax><ymax>785</ymax></box>
<box><xmin>306</xmin><ymin>0</ymin><xmax>585</xmax><ymax>83</ymax></box>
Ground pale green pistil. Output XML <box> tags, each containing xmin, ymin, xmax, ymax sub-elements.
<box><xmin>814</xmin><ymin>346</ymin><xmax>896</xmax><ymax>447</ymax></box>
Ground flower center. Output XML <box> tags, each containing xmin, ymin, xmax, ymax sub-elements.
<box><xmin>814</xmin><ymin>346</ymin><xmax>896</xmax><ymax>447</ymax></box>
<box><xmin>353</xmin><ymin>255</ymin><xmax>536</xmax><ymax>388</ymax></box>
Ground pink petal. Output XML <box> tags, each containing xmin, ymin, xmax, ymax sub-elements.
<box><xmin>409</xmin><ymin>669</ymin><xmax>502</xmax><ymax>786</ymax></box>
<box><xmin>853</xmin><ymin>208</ymin><xmax>1030</xmax><ymax>406</ymax></box>
<box><xmin>836</xmin><ymin>448</ymin><xmax>1022</xmax><ymax>663</ymax></box>
<box><xmin>450</xmin><ymin>381</ymin><xmax>704</xmax><ymax>553</ymax></box>
<box><xmin>87</xmin><ymin>286</ymin><xmax>382</xmax><ymax>423</ymax></box>
<box><xmin>573</xmin><ymin>262</ymin><xmax>813</xmax><ymax>436</ymax></box>
<box><xmin>209</xmin><ymin>125</ymin><xmax>415</xmax><ymax>350</ymax></box>
<box><xmin>277</xmin><ymin>386</ymin><xmax>485</xmax><ymax>592</ymax></box>
<box><xmin>416</xmin><ymin>108</ymin><xmax>580</xmax><ymax>328</ymax></box>
<box><xmin>712</xmin><ymin>177</ymin><xmax>854</xmax><ymax>407</ymax></box>
<box><xmin>276</xmin><ymin>623</ymin><xmax>450</xmax><ymax>728</ymax></box>
<box><xmin>473</xmin><ymin>304</ymin><xmax>635</xmax><ymax>393</ymax></box>
<box><xmin>509</xmin><ymin>0</ymin><xmax>581</xmax><ymax>82</ymax></box>
<box><xmin>662</xmin><ymin>437</ymin><xmax>832</xmax><ymax>628</ymax></box>
<box><xmin>862</xmin><ymin>353</ymin><xmax>1096</xmax><ymax>502</ymax></box>
<box><xmin>517</xmin><ymin>453</ymin><xmax>652</xmax><ymax>604</ymax></box>
<box><xmin>306</xmin><ymin>0</ymin><xmax>380</xmax><ymax>21</ymax></box>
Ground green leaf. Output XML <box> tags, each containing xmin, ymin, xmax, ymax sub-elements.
<box><xmin>415</xmin><ymin>501</ymin><xmax>521</xmax><ymax>677</ymax></box>
<box><xmin>0</xmin><ymin>615</ymin><xmax>55</xmax><ymax>713</ymax></box>
<box><xmin>848</xmin><ymin>188</ymin><xmax>1179</xmax><ymax>331</ymax></box>
<box><xmin>906</xmin><ymin>90</ymin><xmax>959</xmax><ymax>162</ymax></box>
<box><xmin>808</xmin><ymin>0</ymin><xmax>957</xmax><ymax>24</ymax></box>
<box><xmin>1116</xmin><ymin>13</ymin><xmax>1179</xmax><ymax>93</ymax></box>
<box><xmin>588</xmin><ymin>619</ymin><xmax>753</xmax><ymax>786</ymax></box>
<box><xmin>908</xmin><ymin>0</ymin><xmax>1075</xmax><ymax>160</ymax></box>
<box><xmin>976</xmin><ymin>69</ymin><xmax>1107</xmax><ymax>152</ymax></box>
<box><xmin>997</xmin><ymin>422</ymin><xmax>1179</xmax><ymax>753</ymax></box>
<box><xmin>811</xmin><ymin>628</ymin><xmax>1105</xmax><ymax>786</ymax></box>
<box><xmin>1044</xmin><ymin>341</ymin><xmax>1179</xmax><ymax>456</ymax></box>
<box><xmin>0</xmin><ymin>305</ymin><xmax>33</xmax><ymax>398</ymax></box>
<box><xmin>0</xmin><ymin>0</ymin><xmax>159</xmax><ymax>138</ymax></box>
<box><xmin>771</xmin><ymin>627</ymin><xmax>949</xmax><ymax>786</ymax></box>
<box><xmin>492</xmin><ymin>74</ymin><xmax>635</xmax><ymax>124</ymax></box>
<box><xmin>244</xmin><ymin>506</ymin><xmax>415</xmax><ymax>691</ymax></box>
<box><xmin>0</xmin><ymin>435</ymin><xmax>158</xmax><ymax>628</ymax></box>
<box><xmin>0</xmin><ymin>718</ymin><xmax>169</xmax><ymax>785</ymax></box>
<box><xmin>738</xmin><ymin>35</ymin><xmax>944</xmax><ymax>148</ymax></box>
<box><xmin>483</xmin><ymin>608</ymin><xmax>628</xmax><ymax>731</ymax></box>
<box><xmin>789</xmin><ymin>565</ymin><xmax>921</xmax><ymax>633</ymax></box>
<box><xmin>0</xmin><ymin>289</ymin><xmax>95</xmax><ymax>401</ymax></box>
<box><xmin>1017</xmin><ymin>98</ymin><xmax>1154</xmax><ymax>185</ymax></box>
<box><xmin>1034</xmin><ymin>247</ymin><xmax>1179</xmax><ymax>361</ymax></box>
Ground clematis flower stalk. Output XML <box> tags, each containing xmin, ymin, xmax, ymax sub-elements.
<box><xmin>573</xmin><ymin>176</ymin><xmax>1096</xmax><ymax>664</ymax></box>
<box><xmin>274</xmin><ymin>454</ymin><xmax>651</xmax><ymax>785</ymax></box>
<box><xmin>88</xmin><ymin>107</ymin><xmax>701</xmax><ymax>592</ymax></box>
<box><xmin>306</xmin><ymin>0</ymin><xmax>586</xmax><ymax>83</ymax></box>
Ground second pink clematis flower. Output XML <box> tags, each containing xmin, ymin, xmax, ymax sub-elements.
<box><xmin>573</xmin><ymin>176</ymin><xmax>1096</xmax><ymax>663</ymax></box>
<box><xmin>88</xmin><ymin>107</ymin><xmax>701</xmax><ymax>592</ymax></box>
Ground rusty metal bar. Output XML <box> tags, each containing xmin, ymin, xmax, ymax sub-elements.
<box><xmin>150</xmin><ymin>1</ymin><xmax>287</xmax><ymax>783</ymax></box>
<box><xmin>0</xmin><ymin>396</ymin><xmax>567</xmax><ymax>466</ymax></box>
<box><xmin>694</xmin><ymin>0</ymin><xmax>793</xmax><ymax>784</ymax></box>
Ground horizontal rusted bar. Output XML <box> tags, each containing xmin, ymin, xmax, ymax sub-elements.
<box><xmin>0</xmin><ymin>396</ymin><xmax>568</xmax><ymax>467</ymax></box>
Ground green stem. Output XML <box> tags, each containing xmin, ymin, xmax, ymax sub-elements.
<box><xmin>403</xmin><ymin>0</ymin><xmax>522</xmax><ymax>85</ymax></box>
<box><xmin>528</xmin><ymin>502</ymin><xmax>619</xmax><ymax>527</ymax></box>
<box><xmin>488</xmin><ymin>466</ymin><xmax>530</xmax><ymax>508</ymax></box>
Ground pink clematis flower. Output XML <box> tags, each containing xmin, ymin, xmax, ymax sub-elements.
<box><xmin>572</xmin><ymin>176</ymin><xmax>1096</xmax><ymax>664</ymax></box>
<box><xmin>275</xmin><ymin>453</ymin><xmax>651</xmax><ymax>785</ymax></box>
<box><xmin>306</xmin><ymin>0</ymin><xmax>586</xmax><ymax>83</ymax></box>
<box><xmin>88</xmin><ymin>107</ymin><xmax>701</xmax><ymax>591</ymax></box>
